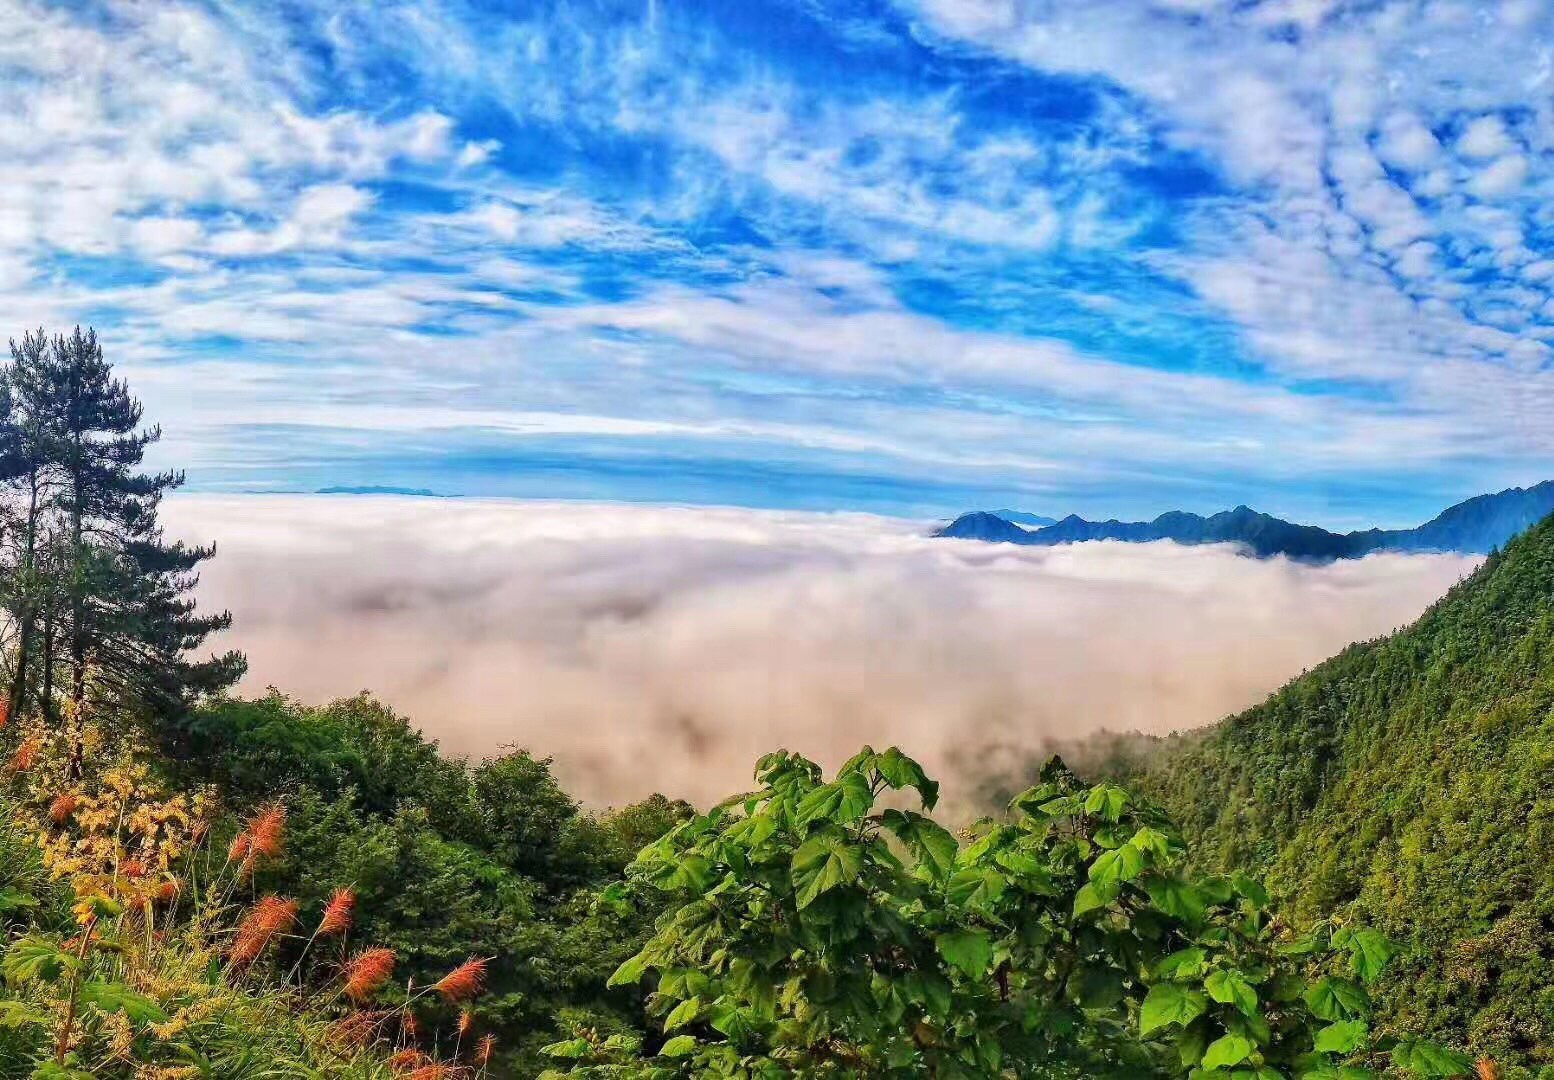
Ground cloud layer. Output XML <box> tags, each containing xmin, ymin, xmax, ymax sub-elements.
<box><xmin>163</xmin><ymin>496</ymin><xmax>1477</xmax><ymax>809</ymax></box>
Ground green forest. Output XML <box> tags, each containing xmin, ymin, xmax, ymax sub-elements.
<box><xmin>0</xmin><ymin>328</ymin><xmax>1523</xmax><ymax>1077</ymax></box>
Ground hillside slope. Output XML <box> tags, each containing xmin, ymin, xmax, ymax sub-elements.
<box><xmin>1131</xmin><ymin>512</ymin><xmax>1554</xmax><ymax>1065</ymax></box>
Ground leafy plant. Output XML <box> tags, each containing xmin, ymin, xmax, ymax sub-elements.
<box><xmin>546</xmin><ymin>749</ymin><xmax>1471</xmax><ymax>1078</ymax></box>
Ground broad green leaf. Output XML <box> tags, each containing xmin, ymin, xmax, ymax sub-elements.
<box><xmin>2</xmin><ymin>937</ymin><xmax>78</xmax><ymax>985</ymax></box>
<box><xmin>1346</xmin><ymin>929</ymin><xmax>1396</xmax><ymax>983</ymax></box>
<box><xmin>1177</xmin><ymin>1025</ymin><xmax>1207</xmax><ymax>1067</ymax></box>
<box><xmin>1294</xmin><ymin>1065</ymin><xmax>1378</xmax><ymax>1080</ymax></box>
<box><xmin>1073</xmin><ymin>881</ymin><xmax>1117</xmax><ymax>917</ymax></box>
<box><xmin>837</xmin><ymin>746</ymin><xmax>877</xmax><ymax>776</ymax></box>
<box><xmin>881</xmin><ymin>809</ymin><xmax>959</xmax><ymax>881</ymax></box>
<box><xmin>1390</xmin><ymin>1039</ymin><xmax>1472</xmax><ymax>1077</ymax></box>
<box><xmin>873</xmin><ymin>747</ymin><xmax>939</xmax><ymax>809</ymax></box>
<box><xmin>1154</xmin><ymin>947</ymin><xmax>1208</xmax><ymax>981</ymax></box>
<box><xmin>30</xmin><ymin>1064</ymin><xmax>95</xmax><ymax>1080</ymax></box>
<box><xmin>1083</xmin><ymin>784</ymin><xmax>1129</xmax><ymax>822</ymax></box>
<box><xmin>1231</xmin><ymin>872</ymin><xmax>1270</xmax><ymax>910</ymax></box>
<box><xmin>78</xmin><ymin>981</ymin><xmax>168</xmax><ymax>1024</ymax></box>
<box><xmin>662</xmin><ymin>855</ymin><xmax>713</xmax><ymax>892</ymax></box>
<box><xmin>791</xmin><ymin>830</ymin><xmax>863</xmax><ymax>908</ymax></box>
<box><xmin>1130</xmin><ymin>826</ymin><xmax>1174</xmax><ymax>860</ymax></box>
<box><xmin>542</xmin><ymin>1038</ymin><xmax>593</xmax><ymax>1059</ymax></box>
<box><xmin>1313</xmin><ymin>1020</ymin><xmax>1368</xmax><ymax>1054</ymax></box>
<box><xmin>663</xmin><ymin>996</ymin><xmax>702</xmax><ymax>1032</ymax></box>
<box><xmin>1305</xmin><ymin>977</ymin><xmax>1369</xmax><ymax>1021</ymax></box>
<box><xmin>0</xmin><ymin>1000</ymin><xmax>46</xmax><ymax>1028</ymax></box>
<box><xmin>608</xmin><ymin>951</ymin><xmax>650</xmax><ymax>988</ymax></box>
<box><xmin>1278</xmin><ymin>931</ymin><xmax>1328</xmax><ymax>956</ymax></box>
<box><xmin>1145</xmin><ymin>875</ymin><xmax>1206</xmax><ymax>923</ymax></box>
<box><xmin>936</xmin><ymin>929</ymin><xmax>993</xmax><ymax>979</ymax></box>
<box><xmin>1205</xmin><ymin>969</ymin><xmax>1258</xmax><ymax>1017</ymax></box>
<box><xmin>1202</xmin><ymin>1032</ymin><xmax>1254</xmax><ymax>1070</ymax></box>
<box><xmin>1139</xmin><ymin>983</ymin><xmax>1207</xmax><ymax>1035</ymax></box>
<box><xmin>795</xmin><ymin>771</ymin><xmax>874</xmax><ymax>828</ymax></box>
<box><xmin>660</xmin><ymin>1035</ymin><xmax>699</xmax><ymax>1057</ymax></box>
<box><xmin>1089</xmin><ymin>844</ymin><xmax>1147</xmax><ymax>886</ymax></box>
<box><xmin>947</xmin><ymin>866</ymin><xmax>1007</xmax><ymax>910</ymax></box>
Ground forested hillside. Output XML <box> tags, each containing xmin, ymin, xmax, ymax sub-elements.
<box><xmin>1132</xmin><ymin>512</ymin><xmax>1554</xmax><ymax>1068</ymax></box>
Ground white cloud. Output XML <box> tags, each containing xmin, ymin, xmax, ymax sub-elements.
<box><xmin>1456</xmin><ymin>115</ymin><xmax>1516</xmax><ymax>160</ymax></box>
<box><xmin>457</xmin><ymin>138</ymin><xmax>501</xmax><ymax>167</ymax></box>
<box><xmin>1375</xmin><ymin>112</ymin><xmax>1441</xmax><ymax>170</ymax></box>
<box><xmin>1467</xmin><ymin>154</ymin><xmax>1530</xmax><ymax>199</ymax></box>
<box><xmin>163</xmin><ymin>495</ymin><xmax>1478</xmax><ymax>808</ymax></box>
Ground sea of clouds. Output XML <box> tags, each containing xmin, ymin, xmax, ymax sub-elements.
<box><xmin>161</xmin><ymin>495</ymin><xmax>1478</xmax><ymax>811</ymax></box>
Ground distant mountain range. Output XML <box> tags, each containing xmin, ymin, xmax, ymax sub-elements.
<box><xmin>315</xmin><ymin>485</ymin><xmax>444</xmax><ymax>497</ymax></box>
<box><xmin>937</xmin><ymin>480</ymin><xmax>1554</xmax><ymax>560</ymax></box>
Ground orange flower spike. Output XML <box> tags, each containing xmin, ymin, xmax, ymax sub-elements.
<box><xmin>475</xmin><ymin>1034</ymin><xmax>496</xmax><ymax>1065</ymax></box>
<box><xmin>327</xmin><ymin>1009</ymin><xmax>384</xmax><ymax>1050</ymax></box>
<box><xmin>342</xmin><ymin>947</ymin><xmax>396</xmax><ymax>1001</ymax></box>
<box><xmin>0</xmin><ymin>698</ymin><xmax>10</xmax><ymax>727</ymax></box>
<box><xmin>387</xmin><ymin>1048</ymin><xmax>431</xmax><ymax>1072</ymax></box>
<box><xmin>457</xmin><ymin>1008</ymin><xmax>474</xmax><ymax>1036</ymax></box>
<box><xmin>247</xmin><ymin>802</ymin><xmax>286</xmax><ymax>860</ymax></box>
<box><xmin>432</xmin><ymin>956</ymin><xmax>489</xmax><ymax>1002</ymax></box>
<box><xmin>155</xmin><ymin>878</ymin><xmax>180</xmax><ymax>904</ymax></box>
<box><xmin>7</xmin><ymin>736</ymin><xmax>41</xmax><ymax>773</ymax></box>
<box><xmin>401</xmin><ymin>1067</ymin><xmax>455</xmax><ymax>1080</ymax></box>
<box><xmin>401</xmin><ymin>1012</ymin><xmax>420</xmax><ymax>1039</ymax></box>
<box><xmin>318</xmin><ymin>887</ymin><xmax>355</xmax><ymax>936</ymax></box>
<box><xmin>120</xmin><ymin>857</ymin><xmax>147</xmax><ymax>880</ymax></box>
<box><xmin>230</xmin><ymin>895</ymin><xmax>298</xmax><ymax>965</ymax></box>
<box><xmin>226</xmin><ymin>832</ymin><xmax>251</xmax><ymax>865</ymax></box>
<box><xmin>48</xmin><ymin>793</ymin><xmax>78</xmax><ymax>824</ymax></box>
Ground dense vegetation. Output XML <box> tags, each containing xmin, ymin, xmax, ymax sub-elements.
<box><xmin>0</xmin><ymin>327</ymin><xmax>1495</xmax><ymax>1076</ymax></box>
<box><xmin>1128</xmin><ymin>511</ymin><xmax>1554</xmax><ymax>1072</ymax></box>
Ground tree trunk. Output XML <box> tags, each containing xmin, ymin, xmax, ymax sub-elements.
<box><xmin>7</xmin><ymin>473</ymin><xmax>40</xmax><ymax>723</ymax></box>
<box><xmin>68</xmin><ymin>449</ymin><xmax>85</xmax><ymax>777</ymax></box>
<box><xmin>39</xmin><ymin>612</ymin><xmax>53</xmax><ymax>723</ymax></box>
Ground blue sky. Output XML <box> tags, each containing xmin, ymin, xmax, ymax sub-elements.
<box><xmin>5</xmin><ymin>0</ymin><xmax>1554</xmax><ymax>528</ymax></box>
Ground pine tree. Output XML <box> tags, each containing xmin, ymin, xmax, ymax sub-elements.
<box><xmin>0</xmin><ymin>327</ymin><xmax>244</xmax><ymax>735</ymax></box>
<box><xmin>1</xmin><ymin>329</ymin><xmax>66</xmax><ymax>722</ymax></box>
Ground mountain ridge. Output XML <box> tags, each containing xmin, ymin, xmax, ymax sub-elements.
<box><xmin>939</xmin><ymin>480</ymin><xmax>1554</xmax><ymax>560</ymax></box>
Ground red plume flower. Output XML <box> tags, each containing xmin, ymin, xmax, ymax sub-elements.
<box><xmin>7</xmin><ymin>736</ymin><xmax>41</xmax><ymax>773</ymax></box>
<box><xmin>230</xmin><ymin>895</ymin><xmax>297</xmax><ymax>965</ymax></box>
<box><xmin>401</xmin><ymin>1067</ymin><xmax>455</xmax><ymax>1080</ymax></box>
<box><xmin>318</xmin><ymin>887</ymin><xmax>355</xmax><ymax>936</ymax></box>
<box><xmin>475</xmin><ymin>1034</ymin><xmax>496</xmax><ymax>1065</ymax></box>
<box><xmin>49</xmin><ymin>793</ymin><xmax>78</xmax><ymax>824</ymax></box>
<box><xmin>246</xmin><ymin>803</ymin><xmax>286</xmax><ymax>860</ymax></box>
<box><xmin>226</xmin><ymin>832</ymin><xmax>251</xmax><ymax>865</ymax></box>
<box><xmin>327</xmin><ymin>1009</ymin><xmax>386</xmax><ymax>1050</ymax></box>
<box><xmin>457</xmin><ymin>1007</ymin><xmax>474</xmax><ymax>1036</ymax></box>
<box><xmin>432</xmin><ymin>956</ymin><xmax>488</xmax><ymax>1002</ymax></box>
<box><xmin>343</xmin><ymin>947</ymin><xmax>396</xmax><ymax>1001</ymax></box>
